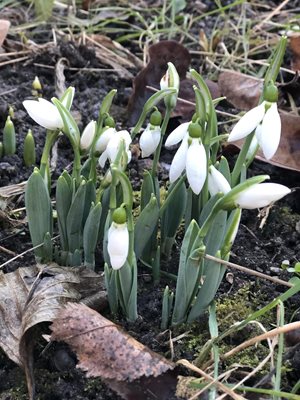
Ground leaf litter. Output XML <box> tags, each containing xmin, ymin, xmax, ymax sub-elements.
<box><xmin>0</xmin><ymin>263</ymin><xmax>106</xmax><ymax>399</ymax></box>
<box><xmin>50</xmin><ymin>302</ymin><xmax>174</xmax><ymax>381</ymax></box>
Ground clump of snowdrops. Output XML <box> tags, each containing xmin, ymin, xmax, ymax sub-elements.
<box><xmin>23</xmin><ymin>37</ymin><xmax>290</xmax><ymax>325</ymax></box>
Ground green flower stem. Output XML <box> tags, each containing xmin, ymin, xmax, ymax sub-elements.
<box><xmin>231</xmin><ymin>132</ymin><xmax>254</xmax><ymax>186</ymax></box>
<box><xmin>40</xmin><ymin>130</ymin><xmax>59</xmax><ymax>182</ymax></box>
<box><xmin>72</xmin><ymin>146</ymin><xmax>82</xmax><ymax>186</ymax></box>
<box><xmin>151</xmin><ymin>105</ymin><xmax>172</xmax><ymax>179</ymax></box>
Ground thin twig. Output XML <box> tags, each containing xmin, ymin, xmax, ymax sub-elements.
<box><xmin>0</xmin><ymin>235</ymin><xmax>60</xmax><ymax>269</ymax></box>
<box><xmin>0</xmin><ymin>56</ymin><xmax>29</xmax><ymax>67</ymax></box>
<box><xmin>223</xmin><ymin>321</ymin><xmax>300</xmax><ymax>360</ymax></box>
<box><xmin>204</xmin><ymin>254</ymin><xmax>293</xmax><ymax>288</ymax></box>
<box><xmin>253</xmin><ymin>0</ymin><xmax>291</xmax><ymax>32</ymax></box>
<box><xmin>178</xmin><ymin>359</ymin><xmax>246</xmax><ymax>400</ymax></box>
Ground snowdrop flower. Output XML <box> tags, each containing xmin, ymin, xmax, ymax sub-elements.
<box><xmin>80</xmin><ymin>120</ymin><xmax>96</xmax><ymax>151</ymax></box>
<box><xmin>107</xmin><ymin>207</ymin><xmax>129</xmax><ymax>270</ymax></box>
<box><xmin>235</xmin><ymin>183</ymin><xmax>290</xmax><ymax>209</ymax></box>
<box><xmin>23</xmin><ymin>98</ymin><xmax>64</xmax><ymax>130</ymax></box>
<box><xmin>99</xmin><ymin>130</ymin><xmax>132</xmax><ymax>167</ymax></box>
<box><xmin>160</xmin><ymin>62</ymin><xmax>179</xmax><ymax>108</ymax></box>
<box><xmin>208</xmin><ymin>165</ymin><xmax>231</xmax><ymax>197</ymax></box>
<box><xmin>139</xmin><ymin>110</ymin><xmax>162</xmax><ymax>158</ymax></box>
<box><xmin>228</xmin><ymin>84</ymin><xmax>281</xmax><ymax>160</ymax></box>
<box><xmin>95</xmin><ymin>127</ymin><xmax>116</xmax><ymax>153</ymax></box>
<box><xmin>165</xmin><ymin>122</ymin><xmax>207</xmax><ymax>195</ymax></box>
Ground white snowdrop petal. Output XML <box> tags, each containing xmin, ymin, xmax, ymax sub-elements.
<box><xmin>165</xmin><ymin>122</ymin><xmax>190</xmax><ymax>147</ymax></box>
<box><xmin>117</xmin><ymin>130</ymin><xmax>132</xmax><ymax>148</ymax></box>
<box><xmin>228</xmin><ymin>102</ymin><xmax>265</xmax><ymax>142</ymax></box>
<box><xmin>23</xmin><ymin>99</ymin><xmax>64</xmax><ymax>130</ymax></box>
<box><xmin>107</xmin><ymin>223</ymin><xmax>129</xmax><ymax>270</ymax></box>
<box><xmin>186</xmin><ymin>140</ymin><xmax>207</xmax><ymax>195</ymax></box>
<box><xmin>208</xmin><ymin>165</ymin><xmax>231</xmax><ymax>197</ymax></box>
<box><xmin>106</xmin><ymin>135</ymin><xmax>121</xmax><ymax>162</ymax></box>
<box><xmin>260</xmin><ymin>103</ymin><xmax>281</xmax><ymax>160</ymax></box>
<box><xmin>169</xmin><ymin>138</ymin><xmax>188</xmax><ymax>183</ymax></box>
<box><xmin>95</xmin><ymin>127</ymin><xmax>115</xmax><ymax>153</ymax></box>
<box><xmin>98</xmin><ymin>150</ymin><xmax>108</xmax><ymax>168</ymax></box>
<box><xmin>80</xmin><ymin>120</ymin><xmax>96</xmax><ymax>150</ymax></box>
<box><xmin>235</xmin><ymin>183</ymin><xmax>291</xmax><ymax>209</ymax></box>
<box><xmin>140</xmin><ymin>125</ymin><xmax>161</xmax><ymax>157</ymax></box>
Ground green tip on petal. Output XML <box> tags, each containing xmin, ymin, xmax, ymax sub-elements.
<box><xmin>264</xmin><ymin>82</ymin><xmax>278</xmax><ymax>103</ymax></box>
<box><xmin>188</xmin><ymin>122</ymin><xmax>202</xmax><ymax>138</ymax></box>
<box><xmin>105</xmin><ymin>116</ymin><xmax>115</xmax><ymax>128</ymax></box>
<box><xmin>150</xmin><ymin>110</ymin><xmax>162</xmax><ymax>126</ymax></box>
<box><xmin>112</xmin><ymin>206</ymin><xmax>127</xmax><ymax>224</ymax></box>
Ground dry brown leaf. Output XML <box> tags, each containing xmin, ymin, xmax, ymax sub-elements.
<box><xmin>51</xmin><ymin>303</ymin><xmax>174</xmax><ymax>381</ymax></box>
<box><xmin>290</xmin><ymin>33</ymin><xmax>300</xmax><ymax>71</ymax></box>
<box><xmin>87</xmin><ymin>34</ymin><xmax>143</xmax><ymax>79</ymax></box>
<box><xmin>0</xmin><ymin>264</ymin><xmax>106</xmax><ymax>399</ymax></box>
<box><xmin>218</xmin><ymin>70</ymin><xmax>262</xmax><ymax>110</ymax></box>
<box><xmin>127</xmin><ymin>40</ymin><xmax>191</xmax><ymax>125</ymax></box>
<box><xmin>127</xmin><ymin>40</ymin><xmax>220</xmax><ymax>125</ymax></box>
<box><xmin>219</xmin><ymin>70</ymin><xmax>300</xmax><ymax>171</ymax></box>
<box><xmin>0</xmin><ymin>20</ymin><xmax>10</xmax><ymax>47</ymax></box>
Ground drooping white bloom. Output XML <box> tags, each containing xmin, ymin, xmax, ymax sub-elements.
<box><xmin>166</xmin><ymin>122</ymin><xmax>207</xmax><ymax>195</ymax></box>
<box><xmin>186</xmin><ymin>139</ymin><xmax>207</xmax><ymax>195</ymax></box>
<box><xmin>23</xmin><ymin>98</ymin><xmax>64</xmax><ymax>130</ymax></box>
<box><xmin>139</xmin><ymin>124</ymin><xmax>161</xmax><ymax>158</ymax></box>
<box><xmin>99</xmin><ymin>129</ymin><xmax>131</xmax><ymax>167</ymax></box>
<box><xmin>208</xmin><ymin>165</ymin><xmax>231</xmax><ymax>197</ymax></box>
<box><xmin>95</xmin><ymin>127</ymin><xmax>116</xmax><ymax>153</ymax></box>
<box><xmin>235</xmin><ymin>183</ymin><xmax>290</xmax><ymax>209</ymax></box>
<box><xmin>107</xmin><ymin>222</ymin><xmax>129</xmax><ymax>270</ymax></box>
<box><xmin>165</xmin><ymin>122</ymin><xmax>190</xmax><ymax>147</ymax></box>
<box><xmin>80</xmin><ymin>120</ymin><xmax>96</xmax><ymax>151</ymax></box>
<box><xmin>228</xmin><ymin>101</ymin><xmax>281</xmax><ymax>160</ymax></box>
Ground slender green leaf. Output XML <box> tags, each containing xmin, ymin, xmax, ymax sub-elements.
<box><xmin>25</xmin><ymin>168</ymin><xmax>53</xmax><ymax>261</ymax></box>
<box><xmin>134</xmin><ymin>195</ymin><xmax>159</xmax><ymax>260</ymax></box>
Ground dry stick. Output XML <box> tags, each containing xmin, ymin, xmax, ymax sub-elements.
<box><xmin>0</xmin><ymin>235</ymin><xmax>60</xmax><ymax>270</ymax></box>
<box><xmin>177</xmin><ymin>359</ymin><xmax>246</xmax><ymax>400</ymax></box>
<box><xmin>223</xmin><ymin>321</ymin><xmax>300</xmax><ymax>361</ymax></box>
<box><xmin>204</xmin><ymin>254</ymin><xmax>293</xmax><ymax>288</ymax></box>
<box><xmin>0</xmin><ymin>245</ymin><xmax>16</xmax><ymax>256</ymax></box>
<box><xmin>33</xmin><ymin>62</ymin><xmax>120</xmax><ymax>72</ymax></box>
<box><xmin>189</xmin><ymin>367</ymin><xmax>239</xmax><ymax>400</ymax></box>
<box><xmin>253</xmin><ymin>0</ymin><xmax>291</xmax><ymax>32</ymax></box>
<box><xmin>216</xmin><ymin>349</ymin><xmax>274</xmax><ymax>400</ymax></box>
<box><xmin>0</xmin><ymin>56</ymin><xmax>29</xmax><ymax>67</ymax></box>
<box><xmin>0</xmin><ymin>50</ymin><xmax>32</xmax><ymax>57</ymax></box>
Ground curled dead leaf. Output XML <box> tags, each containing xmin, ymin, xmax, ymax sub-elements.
<box><xmin>218</xmin><ymin>70</ymin><xmax>262</xmax><ymax>110</ymax></box>
<box><xmin>0</xmin><ymin>263</ymin><xmax>106</xmax><ymax>399</ymax></box>
<box><xmin>51</xmin><ymin>303</ymin><xmax>174</xmax><ymax>381</ymax></box>
<box><xmin>127</xmin><ymin>40</ymin><xmax>191</xmax><ymax>125</ymax></box>
<box><xmin>0</xmin><ymin>20</ymin><xmax>10</xmax><ymax>47</ymax></box>
<box><xmin>290</xmin><ymin>33</ymin><xmax>300</xmax><ymax>71</ymax></box>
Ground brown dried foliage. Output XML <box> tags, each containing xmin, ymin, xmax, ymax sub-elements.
<box><xmin>51</xmin><ymin>302</ymin><xmax>174</xmax><ymax>381</ymax></box>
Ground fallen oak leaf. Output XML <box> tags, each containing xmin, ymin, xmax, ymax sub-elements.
<box><xmin>127</xmin><ymin>40</ymin><xmax>191</xmax><ymax>125</ymax></box>
<box><xmin>0</xmin><ymin>263</ymin><xmax>106</xmax><ymax>399</ymax></box>
<box><xmin>50</xmin><ymin>302</ymin><xmax>174</xmax><ymax>381</ymax></box>
<box><xmin>218</xmin><ymin>70</ymin><xmax>262</xmax><ymax>110</ymax></box>
<box><xmin>127</xmin><ymin>40</ymin><xmax>220</xmax><ymax>125</ymax></box>
<box><xmin>0</xmin><ymin>20</ymin><xmax>10</xmax><ymax>48</ymax></box>
<box><xmin>290</xmin><ymin>32</ymin><xmax>300</xmax><ymax>71</ymax></box>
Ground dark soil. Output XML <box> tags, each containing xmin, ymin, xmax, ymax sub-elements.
<box><xmin>0</xmin><ymin>8</ymin><xmax>300</xmax><ymax>400</ymax></box>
